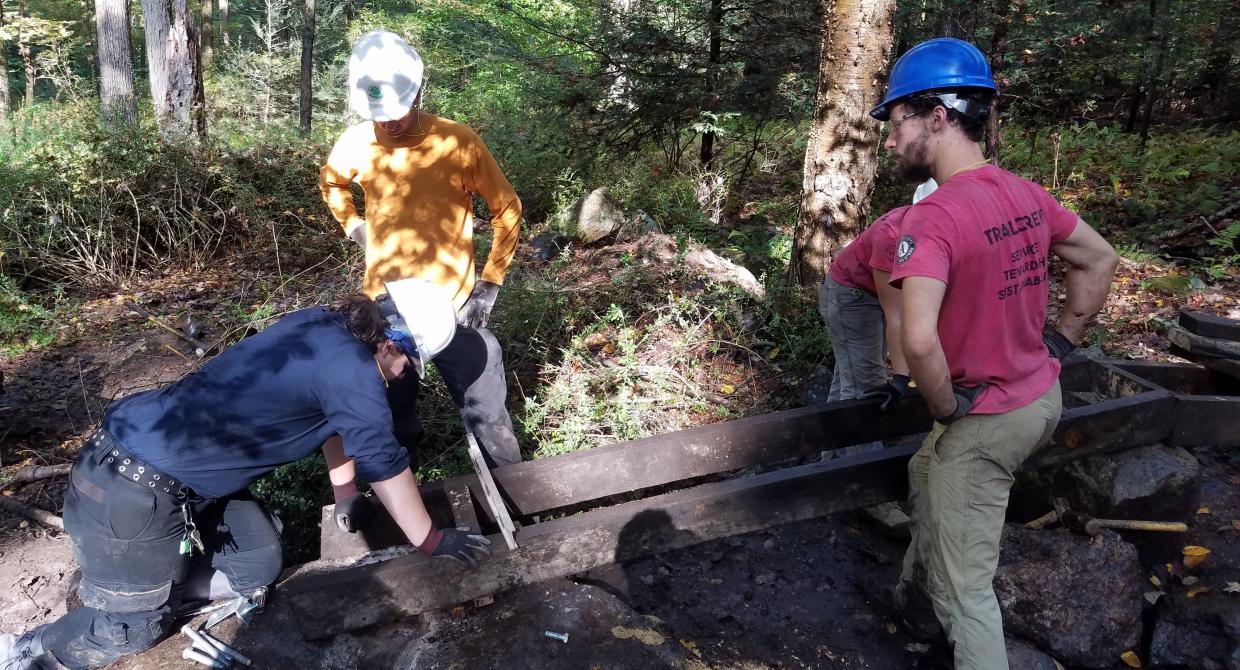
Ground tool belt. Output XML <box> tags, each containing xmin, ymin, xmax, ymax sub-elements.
<box><xmin>86</xmin><ymin>429</ymin><xmax>187</xmax><ymax>497</ymax></box>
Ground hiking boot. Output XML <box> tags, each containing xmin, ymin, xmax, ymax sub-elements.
<box><xmin>0</xmin><ymin>627</ymin><xmax>62</xmax><ymax>670</ymax></box>
<box><xmin>892</xmin><ymin>582</ymin><xmax>944</xmax><ymax>643</ymax></box>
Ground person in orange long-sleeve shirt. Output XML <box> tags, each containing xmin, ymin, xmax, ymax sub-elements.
<box><xmin>319</xmin><ymin>32</ymin><xmax>523</xmax><ymax>518</ymax></box>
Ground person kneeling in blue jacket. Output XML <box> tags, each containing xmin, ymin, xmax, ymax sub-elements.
<box><xmin>0</xmin><ymin>278</ymin><xmax>490</xmax><ymax>670</ymax></box>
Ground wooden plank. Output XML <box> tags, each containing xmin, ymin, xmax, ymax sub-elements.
<box><xmin>1180</xmin><ymin>311</ymin><xmax>1240</xmax><ymax>342</ymax></box>
<box><xmin>1164</xmin><ymin>322</ymin><xmax>1240</xmax><ymax>359</ymax></box>
<box><xmin>1106</xmin><ymin>360</ymin><xmax>1213</xmax><ymax>395</ymax></box>
<box><xmin>320</xmin><ymin>396</ymin><xmax>933</xmax><ymax>559</ymax></box>
<box><xmin>1026</xmin><ymin>388</ymin><xmax>1175</xmax><ymax>470</ymax></box>
<box><xmin>281</xmin><ymin>446</ymin><xmax>913</xmax><ymax>639</ymax></box>
<box><xmin>1171</xmin><ymin>396</ymin><xmax>1240</xmax><ymax>448</ymax></box>
<box><xmin>447</xmin><ymin>482</ymin><xmax>481</xmax><ymax>534</ymax></box>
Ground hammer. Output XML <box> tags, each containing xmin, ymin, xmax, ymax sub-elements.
<box><xmin>1028</xmin><ymin>498</ymin><xmax>1187</xmax><ymax>536</ymax></box>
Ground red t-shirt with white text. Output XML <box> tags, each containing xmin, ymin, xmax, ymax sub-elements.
<box><xmin>889</xmin><ymin>165</ymin><xmax>1079</xmax><ymax>414</ymax></box>
<box><xmin>828</xmin><ymin>206</ymin><xmax>911</xmax><ymax>295</ymax></box>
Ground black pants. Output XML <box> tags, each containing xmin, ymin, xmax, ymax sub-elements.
<box><xmin>41</xmin><ymin>434</ymin><xmax>283</xmax><ymax>669</ymax></box>
<box><xmin>388</xmin><ymin>325</ymin><xmax>522</xmax><ymax>468</ymax></box>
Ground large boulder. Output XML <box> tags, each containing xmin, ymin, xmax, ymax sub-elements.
<box><xmin>559</xmin><ymin>187</ymin><xmax>628</xmax><ymax>245</ymax></box>
<box><xmin>1007</xmin><ymin>637</ymin><xmax>1064</xmax><ymax>670</ymax></box>
<box><xmin>994</xmin><ymin>524</ymin><xmax>1144</xmax><ymax>668</ymax></box>
<box><xmin>636</xmin><ymin>232</ymin><xmax>766</xmax><ymax>300</ymax></box>
<box><xmin>1149</xmin><ymin>592</ymin><xmax>1240</xmax><ymax>669</ymax></box>
<box><xmin>1012</xmin><ymin>444</ymin><xmax>1201</xmax><ymax>523</ymax></box>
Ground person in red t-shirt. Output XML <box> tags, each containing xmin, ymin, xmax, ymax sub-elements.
<box><xmin>870</xmin><ymin>39</ymin><xmax>1118</xmax><ymax>670</ymax></box>
<box><xmin>819</xmin><ymin>205</ymin><xmax>912</xmax><ymax>405</ymax></box>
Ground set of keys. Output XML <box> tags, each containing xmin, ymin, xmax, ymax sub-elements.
<box><xmin>180</xmin><ymin>503</ymin><xmax>205</xmax><ymax>555</ymax></box>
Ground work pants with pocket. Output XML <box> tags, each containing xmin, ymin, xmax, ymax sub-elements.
<box><xmin>898</xmin><ymin>381</ymin><xmax>1062</xmax><ymax>670</ymax></box>
<box><xmin>818</xmin><ymin>276</ymin><xmax>888</xmax><ymax>402</ymax></box>
<box><xmin>387</xmin><ymin>324</ymin><xmax>522</xmax><ymax>468</ymax></box>
<box><xmin>40</xmin><ymin>437</ymin><xmax>283</xmax><ymax>669</ymax></box>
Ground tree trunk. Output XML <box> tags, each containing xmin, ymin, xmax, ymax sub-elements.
<box><xmin>139</xmin><ymin>0</ymin><xmax>199</xmax><ymax>137</ymax></box>
<box><xmin>83</xmin><ymin>0</ymin><xmax>99</xmax><ymax>96</ymax></box>
<box><xmin>984</xmin><ymin>0</ymin><xmax>1023</xmax><ymax>166</ymax></box>
<box><xmin>699</xmin><ymin>0</ymin><xmax>722</xmax><ymax>167</ymax></box>
<box><xmin>18</xmin><ymin>0</ymin><xmax>33</xmax><ymax>106</ymax></box>
<box><xmin>218</xmin><ymin>0</ymin><xmax>227</xmax><ymax>45</ymax></box>
<box><xmin>199</xmin><ymin>0</ymin><xmax>211</xmax><ymax>69</ymax></box>
<box><xmin>0</xmin><ymin>0</ymin><xmax>11</xmax><ymax>123</ymax></box>
<box><xmin>790</xmin><ymin>0</ymin><xmax>897</xmax><ymax>286</ymax></box>
<box><xmin>1138</xmin><ymin>0</ymin><xmax>1176</xmax><ymax>153</ymax></box>
<box><xmin>96</xmin><ymin>0</ymin><xmax>137</xmax><ymax>127</ymax></box>
<box><xmin>299</xmin><ymin>0</ymin><xmax>314</xmax><ymax>135</ymax></box>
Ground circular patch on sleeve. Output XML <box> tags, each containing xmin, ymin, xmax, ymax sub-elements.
<box><xmin>896</xmin><ymin>235</ymin><xmax>917</xmax><ymax>264</ymax></box>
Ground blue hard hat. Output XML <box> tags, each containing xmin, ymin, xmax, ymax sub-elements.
<box><xmin>870</xmin><ymin>38</ymin><xmax>996</xmax><ymax>121</ymax></box>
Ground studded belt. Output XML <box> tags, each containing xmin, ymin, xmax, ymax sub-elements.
<box><xmin>87</xmin><ymin>429</ymin><xmax>187</xmax><ymax>497</ymax></box>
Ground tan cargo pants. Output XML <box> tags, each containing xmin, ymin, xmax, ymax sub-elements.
<box><xmin>898</xmin><ymin>380</ymin><xmax>1062</xmax><ymax>670</ymax></box>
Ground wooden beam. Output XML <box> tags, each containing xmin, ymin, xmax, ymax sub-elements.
<box><xmin>1170</xmin><ymin>396</ymin><xmax>1240</xmax><ymax>448</ymax></box>
<box><xmin>282</xmin><ymin>446</ymin><xmax>912</xmax><ymax>639</ymax></box>
<box><xmin>1180</xmin><ymin>311</ymin><xmax>1240</xmax><ymax>342</ymax></box>
<box><xmin>320</xmin><ymin>397</ymin><xmax>933</xmax><ymax>559</ymax></box>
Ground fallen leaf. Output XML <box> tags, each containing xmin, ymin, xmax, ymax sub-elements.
<box><xmin>1182</xmin><ymin>576</ymin><xmax>1199</xmax><ymax>586</ymax></box>
<box><xmin>885</xmin><ymin>622</ymin><xmax>897</xmax><ymax>634</ymax></box>
<box><xmin>767</xmin><ymin>347</ymin><xmax>780</xmax><ymax>361</ymax></box>
<box><xmin>678</xmin><ymin>639</ymin><xmax>698</xmax><ymax>650</ymax></box>
<box><xmin>611</xmin><ymin>625</ymin><xmax>665</xmax><ymax>646</ymax></box>
<box><xmin>1224</xmin><ymin>582</ymin><xmax>1240</xmax><ymax>594</ymax></box>
<box><xmin>602</xmin><ymin>342</ymin><xmax>616</xmax><ymax>355</ymax></box>
<box><xmin>1144</xmin><ymin>591</ymin><xmax>1164</xmax><ymax>605</ymax></box>
<box><xmin>1231</xmin><ymin>520</ymin><xmax>1240</xmax><ymax>530</ymax></box>
<box><xmin>1187</xmin><ymin>586</ymin><xmax>1211</xmax><ymax>598</ymax></box>
<box><xmin>1121</xmin><ymin>650</ymin><xmax>1142</xmax><ymax>667</ymax></box>
<box><xmin>1149</xmin><ymin>575</ymin><xmax>1163</xmax><ymax>588</ymax></box>
<box><xmin>1184</xmin><ymin>545</ymin><xmax>1212</xmax><ymax>569</ymax></box>
<box><xmin>720</xmin><ymin>384</ymin><xmax>735</xmax><ymax>395</ymax></box>
<box><xmin>1198</xmin><ymin>506</ymin><xmax>1212</xmax><ymax>515</ymax></box>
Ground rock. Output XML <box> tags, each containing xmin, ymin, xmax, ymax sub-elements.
<box><xmin>994</xmin><ymin>524</ymin><xmax>1144</xmax><ymax>668</ymax></box>
<box><xmin>635</xmin><ymin>232</ymin><xmax>765</xmax><ymax>300</ymax></box>
<box><xmin>530</xmin><ymin>232</ymin><xmax>570</xmax><ymax>261</ymax></box>
<box><xmin>1013</xmin><ymin>444</ymin><xmax>1201</xmax><ymax>523</ymax></box>
<box><xmin>1148</xmin><ymin>591</ymin><xmax>1240</xmax><ymax>669</ymax></box>
<box><xmin>1007</xmin><ymin>637</ymin><xmax>1063</xmax><ymax>670</ymax></box>
<box><xmin>559</xmin><ymin>187</ymin><xmax>628</xmax><ymax>244</ymax></box>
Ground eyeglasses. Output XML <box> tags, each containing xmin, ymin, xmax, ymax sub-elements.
<box><xmin>887</xmin><ymin>109</ymin><xmax>926</xmax><ymax>134</ymax></box>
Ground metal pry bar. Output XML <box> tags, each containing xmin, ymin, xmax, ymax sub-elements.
<box><xmin>465</xmin><ymin>430</ymin><xmax>519</xmax><ymax>550</ymax></box>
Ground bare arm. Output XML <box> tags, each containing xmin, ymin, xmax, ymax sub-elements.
<box><xmin>872</xmin><ymin>269</ymin><xmax>909</xmax><ymax>376</ymax></box>
<box><xmin>900</xmin><ymin>277</ymin><xmax>955</xmax><ymax>418</ymax></box>
<box><xmin>1049</xmin><ymin>218</ymin><xmax>1119</xmax><ymax>343</ymax></box>
<box><xmin>321</xmin><ymin>436</ymin><xmax>359</xmax><ymax>502</ymax></box>
<box><xmin>370</xmin><ymin>468</ymin><xmax>434</xmax><ymax>548</ymax></box>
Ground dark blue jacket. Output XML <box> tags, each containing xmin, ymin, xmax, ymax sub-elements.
<box><xmin>104</xmin><ymin>307</ymin><xmax>408</xmax><ymax>498</ymax></box>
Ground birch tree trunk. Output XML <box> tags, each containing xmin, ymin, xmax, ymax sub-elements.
<box><xmin>298</xmin><ymin>0</ymin><xmax>313</xmax><ymax>135</ymax></box>
<box><xmin>199</xmin><ymin>0</ymin><xmax>212</xmax><ymax>69</ymax></box>
<box><xmin>18</xmin><ymin>0</ymin><xmax>33</xmax><ymax>106</ymax></box>
<box><xmin>790</xmin><ymin>0</ymin><xmax>897</xmax><ymax>286</ymax></box>
<box><xmin>96</xmin><ymin>0</ymin><xmax>137</xmax><ymax>126</ymax></box>
<box><xmin>0</xmin><ymin>0</ymin><xmax>10</xmax><ymax>123</ymax></box>
<box><xmin>139</xmin><ymin>0</ymin><xmax>199</xmax><ymax>137</ymax></box>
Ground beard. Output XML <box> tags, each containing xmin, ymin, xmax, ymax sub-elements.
<box><xmin>896</xmin><ymin>130</ymin><xmax>933</xmax><ymax>183</ymax></box>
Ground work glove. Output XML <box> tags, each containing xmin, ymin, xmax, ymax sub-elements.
<box><xmin>346</xmin><ymin>221</ymin><xmax>367</xmax><ymax>250</ymax></box>
<box><xmin>417</xmin><ymin>527</ymin><xmax>493</xmax><ymax>568</ymax></box>
<box><xmin>334</xmin><ymin>492</ymin><xmax>375</xmax><ymax>533</ymax></box>
<box><xmin>458</xmin><ymin>281</ymin><xmax>500</xmax><ymax>330</ymax></box>
<box><xmin>1043</xmin><ymin>326</ymin><xmax>1075</xmax><ymax>361</ymax></box>
<box><xmin>934</xmin><ymin>383</ymin><xmax>990</xmax><ymax>426</ymax></box>
<box><xmin>861</xmin><ymin>374</ymin><xmax>913</xmax><ymax>411</ymax></box>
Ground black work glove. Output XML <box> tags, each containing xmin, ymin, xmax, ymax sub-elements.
<box><xmin>1043</xmin><ymin>326</ymin><xmax>1075</xmax><ymax>361</ymax></box>
<box><xmin>458</xmin><ymin>280</ymin><xmax>500</xmax><ymax>330</ymax></box>
<box><xmin>934</xmin><ymin>383</ymin><xmax>990</xmax><ymax>425</ymax></box>
<box><xmin>861</xmin><ymin>374</ymin><xmax>913</xmax><ymax>411</ymax></box>
<box><xmin>347</xmin><ymin>222</ymin><xmax>367</xmax><ymax>249</ymax></box>
<box><xmin>417</xmin><ymin>527</ymin><xmax>493</xmax><ymax>568</ymax></box>
<box><xmin>334</xmin><ymin>492</ymin><xmax>375</xmax><ymax>533</ymax></box>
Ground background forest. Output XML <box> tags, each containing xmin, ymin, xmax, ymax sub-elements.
<box><xmin>0</xmin><ymin>0</ymin><xmax>1237</xmax><ymax>557</ymax></box>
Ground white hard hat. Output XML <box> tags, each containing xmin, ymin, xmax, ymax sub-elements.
<box><xmin>912</xmin><ymin>178</ymin><xmax>938</xmax><ymax>204</ymax></box>
<box><xmin>348</xmin><ymin>30</ymin><xmax>424</xmax><ymax>122</ymax></box>
<box><xmin>379</xmin><ymin>278</ymin><xmax>457</xmax><ymax>378</ymax></box>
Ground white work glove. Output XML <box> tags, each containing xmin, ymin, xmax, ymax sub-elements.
<box><xmin>346</xmin><ymin>221</ymin><xmax>367</xmax><ymax>250</ymax></box>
